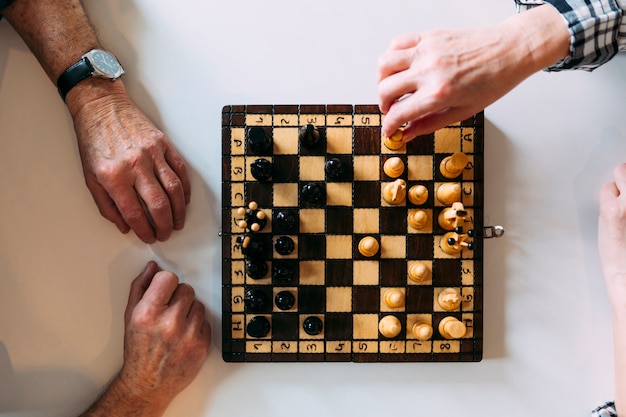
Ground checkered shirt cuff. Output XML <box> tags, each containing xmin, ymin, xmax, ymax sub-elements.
<box><xmin>591</xmin><ymin>401</ymin><xmax>618</xmax><ymax>417</ymax></box>
<box><xmin>515</xmin><ymin>0</ymin><xmax>625</xmax><ymax>71</ymax></box>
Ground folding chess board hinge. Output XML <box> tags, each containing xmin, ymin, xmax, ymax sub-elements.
<box><xmin>483</xmin><ymin>225</ymin><xmax>505</xmax><ymax>239</ymax></box>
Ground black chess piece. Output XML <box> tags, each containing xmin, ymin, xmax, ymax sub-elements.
<box><xmin>298</xmin><ymin>124</ymin><xmax>320</xmax><ymax>148</ymax></box>
<box><xmin>275</xmin><ymin>236</ymin><xmax>295</xmax><ymax>255</ymax></box>
<box><xmin>244</xmin><ymin>288</ymin><xmax>270</xmax><ymax>312</ymax></box>
<box><xmin>274</xmin><ymin>290</ymin><xmax>295</xmax><ymax>311</ymax></box>
<box><xmin>246</xmin><ymin>259</ymin><xmax>268</xmax><ymax>279</ymax></box>
<box><xmin>303</xmin><ymin>316</ymin><xmax>323</xmax><ymax>335</ymax></box>
<box><xmin>250</xmin><ymin>158</ymin><xmax>272</xmax><ymax>181</ymax></box>
<box><xmin>272</xmin><ymin>262</ymin><xmax>296</xmax><ymax>284</ymax></box>
<box><xmin>246</xmin><ymin>316</ymin><xmax>271</xmax><ymax>338</ymax></box>
<box><xmin>275</xmin><ymin>209</ymin><xmax>298</xmax><ymax>233</ymax></box>
<box><xmin>238</xmin><ymin>235</ymin><xmax>265</xmax><ymax>258</ymax></box>
<box><xmin>324</xmin><ymin>158</ymin><xmax>344</xmax><ymax>180</ymax></box>
<box><xmin>247</xmin><ymin>126</ymin><xmax>272</xmax><ymax>154</ymax></box>
<box><xmin>301</xmin><ymin>183</ymin><xmax>324</xmax><ymax>204</ymax></box>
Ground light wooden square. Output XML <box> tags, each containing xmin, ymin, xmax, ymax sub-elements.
<box><xmin>230</xmin><ymin>156</ymin><xmax>245</xmax><ymax>182</ymax></box>
<box><xmin>353</xmin><ymin>314</ymin><xmax>379</xmax><ymax>339</ymax></box>
<box><xmin>434</xmin><ymin>235</ymin><xmax>460</xmax><ymax>259</ymax></box>
<box><xmin>406</xmin><ymin>314</ymin><xmax>433</xmax><ymax>340</ymax></box>
<box><xmin>460</xmin><ymin>127</ymin><xmax>475</xmax><ymax>153</ymax></box>
<box><xmin>273</xmin><ymin>127</ymin><xmax>299</xmax><ymax>154</ymax></box>
<box><xmin>299</xmin><ymin>114</ymin><xmax>325</xmax><ymax>126</ymax></box>
<box><xmin>461</xmin><ymin>260</ymin><xmax>474</xmax><ymax>286</ymax></box>
<box><xmin>273</xmin><ymin>235</ymin><xmax>298</xmax><ymax>259</ymax></box>
<box><xmin>245</xmin><ymin>114</ymin><xmax>272</xmax><ymax>126</ymax></box>
<box><xmin>246</xmin><ymin>157</ymin><xmax>272</xmax><ymax>182</ymax></box>
<box><xmin>274</xmin><ymin>114</ymin><xmax>298</xmax><ymax>127</ymax></box>
<box><xmin>300</xmin><ymin>156</ymin><xmax>326</xmax><ymax>181</ymax></box>
<box><xmin>231</xmin><ymin>260</ymin><xmax>245</xmax><ymax>284</ymax></box>
<box><xmin>407</xmin><ymin>155</ymin><xmax>433</xmax><ymax>181</ymax></box>
<box><xmin>407</xmin><ymin>260</ymin><xmax>432</xmax><ymax>285</ymax></box>
<box><xmin>353</xmin><ymin>155</ymin><xmax>380</xmax><ymax>181</ymax></box>
<box><xmin>300</xmin><ymin>261</ymin><xmax>325</xmax><ymax>285</ymax></box>
<box><xmin>327</xmin><ymin>183</ymin><xmax>352</xmax><ymax>206</ymax></box>
<box><xmin>231</xmin><ymin>286</ymin><xmax>245</xmax><ymax>312</ymax></box>
<box><xmin>299</xmin><ymin>209</ymin><xmax>325</xmax><ymax>233</ymax></box>
<box><xmin>407</xmin><ymin>208</ymin><xmax>433</xmax><ymax>234</ymax></box>
<box><xmin>230</xmin><ymin>182</ymin><xmax>245</xmax><ymax>209</ymax></box>
<box><xmin>230</xmin><ymin>128</ymin><xmax>245</xmax><ymax>155</ymax></box>
<box><xmin>327</xmin><ymin>115</ymin><xmax>352</xmax><ymax>126</ymax></box>
<box><xmin>326</xmin><ymin>127</ymin><xmax>353</xmax><ymax>154</ymax></box>
<box><xmin>380</xmin><ymin>235</ymin><xmax>406</xmax><ymax>258</ymax></box>
<box><xmin>353</xmin><ymin>208</ymin><xmax>379</xmax><ymax>234</ymax></box>
<box><xmin>326</xmin><ymin>235</ymin><xmax>353</xmax><ymax>259</ymax></box>
<box><xmin>434</xmin><ymin>126</ymin><xmax>461</xmax><ymax>153</ymax></box>
<box><xmin>273</xmin><ymin>183</ymin><xmax>299</xmax><ymax>207</ymax></box>
<box><xmin>326</xmin><ymin>287</ymin><xmax>352</xmax><ymax>312</ymax></box>
<box><xmin>353</xmin><ymin>261</ymin><xmax>379</xmax><ymax>285</ymax></box>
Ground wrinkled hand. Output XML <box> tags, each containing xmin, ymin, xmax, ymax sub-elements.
<box><xmin>377</xmin><ymin>6</ymin><xmax>569</xmax><ymax>142</ymax></box>
<box><xmin>599</xmin><ymin>164</ymin><xmax>626</xmax><ymax>313</ymax></box>
<box><xmin>69</xmin><ymin>88</ymin><xmax>190</xmax><ymax>243</ymax></box>
<box><xmin>117</xmin><ymin>261</ymin><xmax>211</xmax><ymax>412</ymax></box>
<box><xmin>377</xmin><ymin>27</ymin><xmax>523</xmax><ymax>141</ymax></box>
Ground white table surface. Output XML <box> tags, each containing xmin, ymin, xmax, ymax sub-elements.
<box><xmin>1</xmin><ymin>1</ymin><xmax>624</xmax><ymax>415</ymax></box>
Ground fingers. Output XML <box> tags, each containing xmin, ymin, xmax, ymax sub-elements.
<box><xmin>381</xmin><ymin>92</ymin><xmax>439</xmax><ymax>140</ymax></box>
<box><xmin>85</xmin><ymin>175</ymin><xmax>130</xmax><ymax>234</ymax></box>
<box><xmin>142</xmin><ymin>270</ymin><xmax>181</xmax><ymax>307</ymax></box>
<box><xmin>164</xmin><ymin>145</ymin><xmax>191</xmax><ymax>206</ymax></box>
<box><xmin>613</xmin><ymin>163</ymin><xmax>626</xmax><ymax>196</ymax></box>
<box><xmin>125</xmin><ymin>261</ymin><xmax>161</xmax><ymax>323</ymax></box>
<box><xmin>134</xmin><ymin>176</ymin><xmax>174</xmax><ymax>242</ymax></box>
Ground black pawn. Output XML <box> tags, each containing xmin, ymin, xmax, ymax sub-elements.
<box><xmin>247</xmin><ymin>126</ymin><xmax>272</xmax><ymax>154</ymax></box>
<box><xmin>244</xmin><ymin>289</ymin><xmax>269</xmax><ymax>312</ymax></box>
<box><xmin>275</xmin><ymin>236</ymin><xmax>295</xmax><ymax>255</ymax></box>
<box><xmin>250</xmin><ymin>158</ymin><xmax>272</xmax><ymax>181</ymax></box>
<box><xmin>324</xmin><ymin>158</ymin><xmax>344</xmax><ymax>180</ymax></box>
<box><xmin>246</xmin><ymin>259</ymin><xmax>268</xmax><ymax>279</ymax></box>
<box><xmin>301</xmin><ymin>183</ymin><xmax>324</xmax><ymax>204</ymax></box>
<box><xmin>303</xmin><ymin>316</ymin><xmax>323</xmax><ymax>335</ymax></box>
<box><xmin>275</xmin><ymin>210</ymin><xmax>297</xmax><ymax>232</ymax></box>
<box><xmin>238</xmin><ymin>235</ymin><xmax>264</xmax><ymax>258</ymax></box>
<box><xmin>275</xmin><ymin>291</ymin><xmax>295</xmax><ymax>311</ymax></box>
<box><xmin>298</xmin><ymin>124</ymin><xmax>320</xmax><ymax>148</ymax></box>
<box><xmin>273</xmin><ymin>262</ymin><xmax>296</xmax><ymax>284</ymax></box>
<box><xmin>247</xmin><ymin>316</ymin><xmax>271</xmax><ymax>338</ymax></box>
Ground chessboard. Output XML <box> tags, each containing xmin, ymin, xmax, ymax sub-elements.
<box><xmin>221</xmin><ymin>104</ymin><xmax>484</xmax><ymax>362</ymax></box>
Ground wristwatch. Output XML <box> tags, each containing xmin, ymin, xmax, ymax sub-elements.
<box><xmin>57</xmin><ymin>49</ymin><xmax>125</xmax><ymax>101</ymax></box>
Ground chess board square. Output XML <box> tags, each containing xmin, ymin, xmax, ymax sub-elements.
<box><xmin>327</xmin><ymin>207</ymin><xmax>353</xmax><ymax>234</ymax></box>
<box><xmin>325</xmin><ymin>313</ymin><xmax>353</xmax><ymax>340</ymax></box>
<box><xmin>353</xmin><ymin>314</ymin><xmax>379</xmax><ymax>339</ymax></box>
<box><xmin>230</xmin><ymin>128</ymin><xmax>245</xmax><ymax>155</ymax></box>
<box><xmin>299</xmin><ymin>261</ymin><xmax>325</xmax><ymax>285</ymax></box>
<box><xmin>299</xmin><ymin>235</ymin><xmax>326</xmax><ymax>259</ymax></box>
<box><xmin>407</xmin><ymin>235</ymin><xmax>435</xmax><ymax>259</ymax></box>
<box><xmin>270</xmin><ymin>155</ymin><xmax>298</xmax><ymax>182</ymax></box>
<box><xmin>273</xmin><ymin>128</ymin><xmax>299</xmax><ymax>154</ymax></box>
<box><xmin>380</xmin><ymin>235</ymin><xmax>406</xmax><ymax>259</ymax></box>
<box><xmin>327</xmin><ymin>287</ymin><xmax>352</xmax><ymax>312</ymax></box>
<box><xmin>353</xmin><ymin>208</ymin><xmax>379</xmax><ymax>234</ymax></box>
<box><xmin>299</xmin><ymin>182</ymin><xmax>326</xmax><ymax>208</ymax></box>
<box><xmin>326</xmin><ymin>128</ymin><xmax>353</xmax><ymax>154</ymax></box>
<box><xmin>354</xmin><ymin>127</ymin><xmax>381</xmax><ymax>154</ymax></box>
<box><xmin>245</xmin><ymin>182</ymin><xmax>273</xmax><ymax>207</ymax></box>
<box><xmin>299</xmin><ymin>113</ymin><xmax>325</xmax><ymax>126</ymax></box>
<box><xmin>325</xmin><ymin>155</ymin><xmax>353</xmax><ymax>182</ymax></box>
<box><xmin>407</xmin><ymin>260</ymin><xmax>432</xmax><ymax>285</ymax></box>
<box><xmin>273</xmin><ymin>235</ymin><xmax>298</xmax><ymax>259</ymax></box>
<box><xmin>353</xmin><ymin>261</ymin><xmax>379</xmax><ymax>285</ymax></box>
<box><xmin>300</xmin><ymin>156</ymin><xmax>326</xmax><ymax>181</ymax></box>
<box><xmin>434</xmin><ymin>128</ymin><xmax>462</xmax><ymax>153</ymax></box>
<box><xmin>271</xmin><ymin>313</ymin><xmax>299</xmax><ymax>340</ymax></box>
<box><xmin>378</xmin><ymin>259</ymin><xmax>407</xmax><ymax>286</ymax></box>
<box><xmin>354</xmin><ymin>182</ymin><xmax>380</xmax><ymax>208</ymax></box>
<box><xmin>407</xmin><ymin>208</ymin><xmax>433</xmax><ymax>234</ymax></box>
<box><xmin>407</xmin><ymin>155</ymin><xmax>433</xmax><ymax>181</ymax></box>
<box><xmin>433</xmin><ymin>259</ymin><xmax>462</xmax><ymax>286</ymax></box>
<box><xmin>272</xmin><ymin>259</ymin><xmax>299</xmax><ymax>286</ymax></box>
<box><xmin>299</xmin><ymin>209</ymin><xmax>325</xmax><ymax>233</ymax></box>
<box><xmin>326</xmin><ymin>260</ymin><xmax>353</xmax><ymax>286</ymax></box>
<box><xmin>353</xmin><ymin>287</ymin><xmax>380</xmax><ymax>313</ymax></box>
<box><xmin>380</xmin><ymin>207</ymin><xmax>408</xmax><ymax>234</ymax></box>
<box><xmin>406</xmin><ymin>133</ymin><xmax>435</xmax><ymax>155</ymax></box>
<box><xmin>327</xmin><ymin>183</ymin><xmax>352</xmax><ymax>206</ymax></box>
<box><xmin>299</xmin><ymin>286</ymin><xmax>326</xmax><ymax>313</ymax></box>
<box><xmin>380</xmin><ymin>182</ymin><xmax>407</xmax><ymax>207</ymax></box>
<box><xmin>299</xmin><ymin>314</ymin><xmax>325</xmax><ymax>340</ymax></box>
<box><xmin>353</xmin><ymin>156</ymin><xmax>380</xmax><ymax>181</ymax></box>
<box><xmin>405</xmin><ymin>287</ymin><xmax>434</xmax><ymax>312</ymax></box>
<box><xmin>273</xmin><ymin>183</ymin><xmax>298</xmax><ymax>207</ymax></box>
<box><xmin>326</xmin><ymin>235</ymin><xmax>353</xmax><ymax>259</ymax></box>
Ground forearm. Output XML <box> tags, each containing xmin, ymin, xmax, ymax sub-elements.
<box><xmin>499</xmin><ymin>4</ymin><xmax>570</xmax><ymax>75</ymax></box>
<box><xmin>613</xmin><ymin>312</ymin><xmax>626</xmax><ymax>415</ymax></box>
<box><xmin>79</xmin><ymin>375</ymin><xmax>169</xmax><ymax>417</ymax></box>
<box><xmin>1</xmin><ymin>0</ymin><xmax>128</xmax><ymax>112</ymax></box>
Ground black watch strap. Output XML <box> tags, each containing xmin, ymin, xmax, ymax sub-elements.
<box><xmin>57</xmin><ymin>57</ymin><xmax>94</xmax><ymax>101</ymax></box>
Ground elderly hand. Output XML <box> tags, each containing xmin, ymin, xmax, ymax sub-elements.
<box><xmin>68</xmin><ymin>82</ymin><xmax>190</xmax><ymax>243</ymax></box>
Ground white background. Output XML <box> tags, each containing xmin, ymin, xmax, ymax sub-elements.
<box><xmin>1</xmin><ymin>0</ymin><xmax>624</xmax><ymax>415</ymax></box>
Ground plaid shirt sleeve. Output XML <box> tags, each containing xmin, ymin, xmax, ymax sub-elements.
<box><xmin>515</xmin><ymin>0</ymin><xmax>625</xmax><ymax>71</ymax></box>
<box><xmin>591</xmin><ymin>401</ymin><xmax>618</xmax><ymax>416</ymax></box>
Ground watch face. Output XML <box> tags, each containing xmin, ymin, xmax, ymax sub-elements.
<box><xmin>89</xmin><ymin>50</ymin><xmax>122</xmax><ymax>77</ymax></box>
